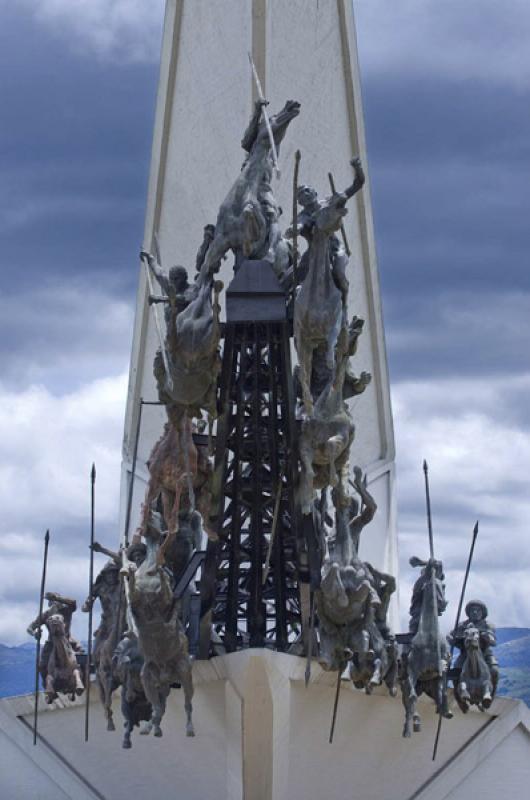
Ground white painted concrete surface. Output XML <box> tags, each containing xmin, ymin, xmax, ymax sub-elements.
<box><xmin>1</xmin><ymin>651</ymin><xmax>529</xmax><ymax>800</ymax></box>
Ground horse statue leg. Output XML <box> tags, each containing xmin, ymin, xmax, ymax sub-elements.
<box><xmin>384</xmin><ymin>643</ymin><xmax>399</xmax><ymax>697</ymax></box>
<box><xmin>401</xmin><ymin>680</ymin><xmax>413</xmax><ymax>738</ymax></box>
<box><xmin>96</xmin><ymin>663</ymin><xmax>115</xmax><ymax>731</ymax></box>
<box><xmin>45</xmin><ymin>673</ymin><xmax>57</xmax><ymax>704</ymax></box>
<box><xmin>401</xmin><ymin>657</ymin><xmax>420</xmax><ymax>737</ymax></box>
<box><xmin>123</xmin><ymin>719</ymin><xmax>133</xmax><ymax>749</ymax></box>
<box><xmin>369</xmin><ymin>654</ymin><xmax>384</xmax><ymax>690</ymax></box>
<box><xmin>298</xmin><ymin>430</ymin><xmax>316</xmax><ymax>515</ymax></box>
<box><xmin>176</xmin><ymin>650</ymin><xmax>195</xmax><ymax>737</ymax></box>
<box><xmin>158</xmin><ymin>480</ymin><xmax>185</xmax><ymax>567</ymax></box>
<box><xmin>102</xmin><ymin>664</ymin><xmax>116</xmax><ymax>731</ymax></box>
<box><xmin>326</xmin><ymin>435</ymin><xmax>345</xmax><ymax>487</ymax></box>
<box><xmin>139</xmin><ymin>663</ymin><xmax>160</xmax><ymax>737</ymax></box>
<box><xmin>411</xmin><ymin>680</ymin><xmax>422</xmax><ymax>733</ymax></box>
<box><xmin>72</xmin><ymin>662</ymin><xmax>85</xmax><ymax>697</ymax></box>
<box><xmin>459</xmin><ymin>672</ymin><xmax>471</xmax><ymax>712</ymax></box>
<box><xmin>296</xmin><ymin>335</ymin><xmax>315</xmax><ymax>416</ymax></box>
<box><xmin>482</xmin><ymin>678</ymin><xmax>493</xmax><ymax>709</ymax></box>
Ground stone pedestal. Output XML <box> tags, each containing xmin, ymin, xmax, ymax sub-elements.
<box><xmin>2</xmin><ymin>652</ymin><xmax>529</xmax><ymax>799</ymax></box>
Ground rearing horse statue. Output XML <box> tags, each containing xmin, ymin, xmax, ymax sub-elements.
<box><xmin>199</xmin><ymin>99</ymin><xmax>300</xmax><ymax>282</ymax></box>
<box><xmin>400</xmin><ymin>557</ymin><xmax>451</xmax><ymax>738</ymax></box>
<box><xmin>42</xmin><ymin>615</ymin><xmax>85</xmax><ymax>704</ymax></box>
<box><xmin>125</xmin><ymin>509</ymin><xmax>195</xmax><ymax>739</ymax></box>
<box><xmin>293</xmin><ymin>157</ymin><xmax>365</xmax><ymax>416</ymax></box>
<box><xmin>298</xmin><ymin>347</ymin><xmax>355</xmax><ymax>515</ymax></box>
<box><xmin>82</xmin><ymin>551</ymin><xmax>125</xmax><ymax>731</ymax></box>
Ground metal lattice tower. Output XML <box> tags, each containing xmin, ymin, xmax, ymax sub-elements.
<box><xmin>199</xmin><ymin>261</ymin><xmax>303</xmax><ymax>656</ymax></box>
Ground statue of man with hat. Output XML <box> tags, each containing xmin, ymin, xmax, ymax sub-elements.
<box><xmin>450</xmin><ymin>599</ymin><xmax>499</xmax><ymax>687</ymax></box>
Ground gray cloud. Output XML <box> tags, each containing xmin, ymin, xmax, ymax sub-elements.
<box><xmin>355</xmin><ymin>0</ymin><xmax>530</xmax><ymax>89</ymax></box>
<box><xmin>0</xmin><ymin>369</ymin><xmax>127</xmax><ymax>644</ymax></box>
<box><xmin>0</xmin><ymin>3</ymin><xmax>158</xmax><ymax>293</ymax></box>
<box><xmin>0</xmin><ymin>281</ymin><xmax>133</xmax><ymax>393</ymax></box>
<box><xmin>19</xmin><ymin>0</ymin><xmax>165</xmax><ymax>64</ymax></box>
<box><xmin>392</xmin><ymin>373</ymin><xmax>530</xmax><ymax>628</ymax></box>
<box><xmin>385</xmin><ymin>290</ymin><xmax>530</xmax><ymax>382</ymax></box>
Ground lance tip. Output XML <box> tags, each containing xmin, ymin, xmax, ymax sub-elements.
<box><xmin>91</xmin><ymin>463</ymin><xmax>96</xmax><ymax>481</ymax></box>
<box><xmin>423</xmin><ymin>459</ymin><xmax>428</xmax><ymax>473</ymax></box>
<box><xmin>473</xmin><ymin>520</ymin><xmax>479</xmax><ymax>536</ymax></box>
<box><xmin>44</xmin><ymin>529</ymin><xmax>50</xmax><ymax>543</ymax></box>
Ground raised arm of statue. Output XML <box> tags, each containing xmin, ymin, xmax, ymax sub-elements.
<box><xmin>92</xmin><ymin>541</ymin><xmax>121</xmax><ymax>564</ymax></box>
<box><xmin>195</xmin><ymin>224</ymin><xmax>216</xmax><ymax>273</ymax></box>
<box><xmin>44</xmin><ymin>592</ymin><xmax>77</xmax><ymax>610</ymax></box>
<box><xmin>342</xmin><ymin>157</ymin><xmax>365</xmax><ymax>201</ymax></box>
<box><xmin>140</xmin><ymin>250</ymin><xmax>170</xmax><ymax>296</ymax></box>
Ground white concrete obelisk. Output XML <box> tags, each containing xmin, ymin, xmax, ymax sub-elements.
<box><xmin>120</xmin><ymin>0</ymin><xmax>397</xmax><ymax>608</ymax></box>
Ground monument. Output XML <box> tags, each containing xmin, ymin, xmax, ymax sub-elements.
<box><xmin>1</xmin><ymin>3</ymin><xmax>529</xmax><ymax>800</ymax></box>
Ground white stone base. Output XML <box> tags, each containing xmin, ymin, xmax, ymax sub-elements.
<box><xmin>1</xmin><ymin>651</ymin><xmax>529</xmax><ymax>799</ymax></box>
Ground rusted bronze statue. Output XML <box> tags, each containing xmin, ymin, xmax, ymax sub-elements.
<box><xmin>293</xmin><ymin>158</ymin><xmax>365</xmax><ymax>416</ymax></box>
<box><xmin>451</xmin><ymin>600</ymin><xmax>498</xmax><ymax>712</ymax></box>
<box><xmin>82</xmin><ymin>545</ymin><xmax>126</xmax><ymax>731</ymax></box>
<box><xmin>27</xmin><ymin>592</ymin><xmax>84</xmax><ymax>704</ymax></box>
<box><xmin>123</xmin><ymin>507</ymin><xmax>195</xmax><ymax>739</ymax></box>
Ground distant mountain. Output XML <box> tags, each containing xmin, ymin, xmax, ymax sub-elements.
<box><xmin>496</xmin><ymin>631</ymin><xmax>530</xmax><ymax>706</ymax></box>
<box><xmin>495</xmin><ymin>627</ymin><xmax>530</xmax><ymax>646</ymax></box>
<box><xmin>1</xmin><ymin>629</ymin><xmax>529</xmax><ymax>703</ymax></box>
<box><xmin>0</xmin><ymin>642</ymin><xmax>36</xmax><ymax>698</ymax></box>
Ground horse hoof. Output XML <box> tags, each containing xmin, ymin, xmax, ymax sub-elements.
<box><xmin>444</xmin><ymin>710</ymin><xmax>454</xmax><ymax>719</ymax></box>
<box><xmin>154</xmin><ymin>728</ymin><xmax>163</xmax><ymax>738</ymax></box>
<box><xmin>403</xmin><ymin>729</ymin><xmax>411</xmax><ymax>739</ymax></box>
<box><xmin>365</xmin><ymin>684</ymin><xmax>373</xmax><ymax>695</ymax></box>
<box><xmin>107</xmin><ymin>719</ymin><xmax>116</xmax><ymax>732</ymax></box>
<box><xmin>122</xmin><ymin>739</ymin><xmax>132</xmax><ymax>750</ymax></box>
<box><xmin>75</xmin><ymin>687</ymin><xmax>84</xmax><ymax>697</ymax></box>
<box><xmin>483</xmin><ymin>695</ymin><xmax>492</xmax><ymax>709</ymax></box>
<box><xmin>413</xmin><ymin>720</ymin><xmax>421</xmax><ymax>733</ymax></box>
<box><xmin>389</xmin><ymin>687</ymin><xmax>397</xmax><ymax>698</ymax></box>
<box><xmin>186</xmin><ymin>727</ymin><xmax>195</xmax><ymax>738</ymax></box>
<box><xmin>139</xmin><ymin>725</ymin><xmax>151</xmax><ymax>736</ymax></box>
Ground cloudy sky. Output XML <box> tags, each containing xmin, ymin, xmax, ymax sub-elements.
<box><xmin>1</xmin><ymin>0</ymin><xmax>529</xmax><ymax>645</ymax></box>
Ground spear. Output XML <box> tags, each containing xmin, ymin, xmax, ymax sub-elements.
<box><xmin>123</xmin><ymin>398</ymin><xmax>144</xmax><ymax>549</ymax></box>
<box><xmin>423</xmin><ymin>459</ymin><xmax>435</xmax><ymax>561</ymax></box>
<box><xmin>292</xmin><ymin>149</ymin><xmax>301</xmax><ymax>287</ymax></box>
<box><xmin>33</xmin><ymin>529</ymin><xmax>50</xmax><ymax>746</ymax></box>
<box><xmin>423</xmin><ymin>459</ymin><xmax>445</xmax><ymax>757</ymax></box>
<box><xmin>329</xmin><ymin>668</ymin><xmax>342</xmax><ymax>743</ymax></box>
<box><xmin>432</xmin><ymin>520</ymin><xmax>479</xmax><ymax>761</ymax></box>
<box><xmin>328</xmin><ymin>172</ymin><xmax>351</xmax><ymax>256</ymax></box>
<box><xmin>84</xmin><ymin>464</ymin><xmax>96</xmax><ymax>742</ymax></box>
<box><xmin>248</xmin><ymin>52</ymin><xmax>280</xmax><ymax>178</ymax></box>
<box><xmin>304</xmin><ymin>591</ymin><xmax>315</xmax><ymax>687</ymax></box>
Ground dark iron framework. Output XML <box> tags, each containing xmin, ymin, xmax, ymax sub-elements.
<box><xmin>199</xmin><ymin>264</ymin><xmax>304</xmax><ymax>656</ymax></box>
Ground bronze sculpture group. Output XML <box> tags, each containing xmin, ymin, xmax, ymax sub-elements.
<box><xmin>27</xmin><ymin>94</ymin><xmax>499</xmax><ymax>750</ymax></box>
